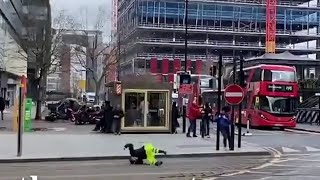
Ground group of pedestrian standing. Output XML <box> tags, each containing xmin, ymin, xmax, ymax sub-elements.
<box><xmin>93</xmin><ymin>101</ymin><xmax>124</xmax><ymax>135</ymax></box>
<box><xmin>180</xmin><ymin>98</ymin><xmax>232</xmax><ymax>150</ymax></box>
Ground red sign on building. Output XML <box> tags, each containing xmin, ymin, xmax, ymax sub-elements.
<box><xmin>178</xmin><ymin>84</ymin><xmax>193</xmax><ymax>95</ymax></box>
<box><xmin>115</xmin><ymin>82</ymin><xmax>122</xmax><ymax>95</ymax></box>
<box><xmin>224</xmin><ymin>84</ymin><xmax>244</xmax><ymax>105</ymax></box>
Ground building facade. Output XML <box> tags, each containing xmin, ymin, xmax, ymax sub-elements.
<box><xmin>0</xmin><ymin>0</ymin><xmax>32</xmax><ymax>105</ymax></box>
<box><xmin>116</xmin><ymin>0</ymin><xmax>320</xmax><ymax>82</ymax></box>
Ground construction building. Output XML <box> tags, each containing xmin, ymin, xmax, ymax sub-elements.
<box><xmin>115</xmin><ymin>0</ymin><xmax>320</xmax><ymax>83</ymax></box>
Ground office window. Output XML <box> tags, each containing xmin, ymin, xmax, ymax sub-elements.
<box><xmin>169</xmin><ymin>60</ymin><xmax>174</xmax><ymax>73</ymax></box>
<box><xmin>157</xmin><ymin>60</ymin><xmax>162</xmax><ymax>73</ymax></box>
<box><xmin>191</xmin><ymin>61</ymin><xmax>196</xmax><ymax>74</ymax></box>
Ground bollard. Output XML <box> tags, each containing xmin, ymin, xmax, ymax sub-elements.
<box><xmin>242</xmin><ymin>119</ymin><xmax>252</xmax><ymax>136</ymax></box>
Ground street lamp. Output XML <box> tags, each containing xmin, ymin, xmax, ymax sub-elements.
<box><xmin>184</xmin><ymin>0</ymin><xmax>188</xmax><ymax>72</ymax></box>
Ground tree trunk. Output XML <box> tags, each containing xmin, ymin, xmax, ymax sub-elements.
<box><xmin>34</xmin><ymin>85</ymin><xmax>42</xmax><ymax>120</ymax></box>
<box><xmin>94</xmin><ymin>81</ymin><xmax>101</xmax><ymax>105</ymax></box>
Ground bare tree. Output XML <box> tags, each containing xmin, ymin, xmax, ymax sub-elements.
<box><xmin>74</xmin><ymin>43</ymin><xmax>115</xmax><ymax>104</ymax></box>
<box><xmin>73</xmin><ymin>6</ymin><xmax>115</xmax><ymax>104</ymax></box>
<box><xmin>18</xmin><ymin>10</ymin><xmax>75</xmax><ymax>120</ymax></box>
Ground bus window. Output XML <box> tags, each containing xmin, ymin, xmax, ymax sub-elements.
<box><xmin>263</xmin><ymin>69</ymin><xmax>296</xmax><ymax>82</ymax></box>
<box><xmin>259</xmin><ymin>96</ymin><xmax>296</xmax><ymax>114</ymax></box>
<box><xmin>252</xmin><ymin>69</ymin><xmax>262</xmax><ymax>82</ymax></box>
<box><xmin>259</xmin><ymin>96</ymin><xmax>271</xmax><ymax>112</ymax></box>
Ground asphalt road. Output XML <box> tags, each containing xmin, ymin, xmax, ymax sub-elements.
<box><xmin>0</xmin><ymin>156</ymin><xmax>270</xmax><ymax>180</ymax></box>
<box><xmin>214</xmin><ymin>153</ymin><xmax>320</xmax><ymax>180</ymax></box>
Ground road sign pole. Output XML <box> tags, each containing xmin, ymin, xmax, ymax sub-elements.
<box><xmin>216</xmin><ymin>54</ymin><xmax>222</xmax><ymax>151</ymax></box>
<box><xmin>230</xmin><ymin>57</ymin><xmax>237</xmax><ymax>151</ymax></box>
<box><xmin>17</xmin><ymin>87</ymin><xmax>22</xmax><ymax>157</ymax></box>
<box><xmin>238</xmin><ymin>55</ymin><xmax>244</xmax><ymax>148</ymax></box>
<box><xmin>182</xmin><ymin>96</ymin><xmax>187</xmax><ymax>133</ymax></box>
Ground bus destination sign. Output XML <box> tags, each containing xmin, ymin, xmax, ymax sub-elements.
<box><xmin>267</xmin><ymin>84</ymin><xmax>293</xmax><ymax>92</ymax></box>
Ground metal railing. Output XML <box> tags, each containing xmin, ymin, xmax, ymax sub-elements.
<box><xmin>297</xmin><ymin>108</ymin><xmax>320</xmax><ymax>124</ymax></box>
<box><xmin>199</xmin><ymin>0</ymin><xmax>320</xmax><ymax>7</ymax></box>
<box><xmin>136</xmin><ymin>53</ymin><xmax>234</xmax><ymax>61</ymax></box>
<box><xmin>136</xmin><ymin>38</ymin><xmax>319</xmax><ymax>50</ymax></box>
<box><xmin>138</xmin><ymin>23</ymin><xmax>320</xmax><ymax>36</ymax></box>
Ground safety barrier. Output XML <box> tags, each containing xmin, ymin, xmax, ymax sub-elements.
<box><xmin>296</xmin><ymin>108</ymin><xmax>320</xmax><ymax>125</ymax></box>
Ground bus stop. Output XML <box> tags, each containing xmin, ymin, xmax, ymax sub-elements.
<box><xmin>106</xmin><ymin>75</ymin><xmax>172</xmax><ymax>133</ymax></box>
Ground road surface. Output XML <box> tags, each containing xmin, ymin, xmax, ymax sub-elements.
<box><xmin>216</xmin><ymin>152</ymin><xmax>320</xmax><ymax>180</ymax></box>
<box><xmin>0</xmin><ymin>156</ymin><xmax>270</xmax><ymax>180</ymax></box>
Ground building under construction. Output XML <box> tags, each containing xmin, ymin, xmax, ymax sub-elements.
<box><xmin>116</xmin><ymin>0</ymin><xmax>320</xmax><ymax>82</ymax></box>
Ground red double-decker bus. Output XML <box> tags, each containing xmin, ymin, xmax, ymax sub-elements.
<box><xmin>230</xmin><ymin>64</ymin><xmax>298</xmax><ymax>128</ymax></box>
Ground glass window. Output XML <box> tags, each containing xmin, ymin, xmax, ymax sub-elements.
<box><xmin>191</xmin><ymin>61</ymin><xmax>196</xmax><ymax>74</ymax></box>
<box><xmin>252</xmin><ymin>69</ymin><xmax>262</xmax><ymax>82</ymax></box>
<box><xmin>157</xmin><ymin>60</ymin><xmax>162</xmax><ymax>73</ymax></box>
<box><xmin>124</xmin><ymin>92</ymin><xmax>145</xmax><ymax>127</ymax></box>
<box><xmin>169</xmin><ymin>60</ymin><xmax>174</xmax><ymax>73</ymax></box>
<box><xmin>259</xmin><ymin>96</ymin><xmax>297</xmax><ymax>115</ymax></box>
<box><xmin>264</xmin><ymin>70</ymin><xmax>297</xmax><ymax>82</ymax></box>
<box><xmin>146</xmin><ymin>92</ymin><xmax>167</xmax><ymax>127</ymax></box>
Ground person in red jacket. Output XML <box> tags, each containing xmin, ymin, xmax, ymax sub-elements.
<box><xmin>187</xmin><ymin>99</ymin><xmax>202</xmax><ymax>137</ymax></box>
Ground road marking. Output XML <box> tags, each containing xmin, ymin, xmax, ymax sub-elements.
<box><xmin>272</xmin><ymin>164</ymin><xmax>320</xmax><ymax>168</ymax></box>
<box><xmin>220</xmin><ymin>170</ymin><xmax>250</xmax><ymax>177</ymax></box>
<box><xmin>285</xmin><ymin>129</ymin><xmax>318</xmax><ymax>135</ymax></box>
<box><xmin>281</xmin><ymin>147</ymin><xmax>300</xmax><ymax>153</ymax></box>
<box><xmin>305</xmin><ymin>146</ymin><xmax>320</xmax><ymax>152</ymax></box>
<box><xmin>204</xmin><ymin>147</ymin><xmax>282</xmax><ymax>179</ymax></box>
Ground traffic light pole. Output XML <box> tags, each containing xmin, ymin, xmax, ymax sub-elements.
<box><xmin>238</xmin><ymin>55</ymin><xmax>244</xmax><ymax>148</ymax></box>
<box><xmin>216</xmin><ymin>54</ymin><xmax>222</xmax><ymax>151</ymax></box>
<box><xmin>230</xmin><ymin>57</ymin><xmax>236</xmax><ymax>151</ymax></box>
<box><xmin>182</xmin><ymin>0</ymin><xmax>188</xmax><ymax>133</ymax></box>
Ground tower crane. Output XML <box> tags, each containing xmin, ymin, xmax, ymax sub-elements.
<box><xmin>266</xmin><ymin>0</ymin><xmax>276</xmax><ymax>53</ymax></box>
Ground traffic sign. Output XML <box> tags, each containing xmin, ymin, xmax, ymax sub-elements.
<box><xmin>224</xmin><ymin>84</ymin><xmax>244</xmax><ymax>105</ymax></box>
<box><xmin>179</xmin><ymin>84</ymin><xmax>193</xmax><ymax>94</ymax></box>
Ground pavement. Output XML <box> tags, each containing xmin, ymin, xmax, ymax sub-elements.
<box><xmin>291</xmin><ymin>123</ymin><xmax>320</xmax><ymax>133</ymax></box>
<box><xmin>0</xmin><ymin>112</ymin><xmax>271</xmax><ymax>162</ymax></box>
<box><xmin>0</xmin><ymin>156</ymin><xmax>271</xmax><ymax>180</ymax></box>
<box><xmin>0</xmin><ymin>132</ymin><xmax>268</xmax><ymax>162</ymax></box>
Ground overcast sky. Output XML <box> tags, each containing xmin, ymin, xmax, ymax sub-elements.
<box><xmin>51</xmin><ymin>0</ymin><xmax>112</xmax><ymax>42</ymax></box>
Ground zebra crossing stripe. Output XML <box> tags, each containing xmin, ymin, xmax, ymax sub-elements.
<box><xmin>281</xmin><ymin>147</ymin><xmax>300</xmax><ymax>153</ymax></box>
<box><xmin>305</xmin><ymin>146</ymin><xmax>320</xmax><ymax>152</ymax></box>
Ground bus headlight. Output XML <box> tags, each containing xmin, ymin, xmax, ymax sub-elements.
<box><xmin>259</xmin><ymin>113</ymin><xmax>267</xmax><ymax>120</ymax></box>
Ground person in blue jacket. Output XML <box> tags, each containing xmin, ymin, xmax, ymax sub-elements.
<box><xmin>217</xmin><ymin>106</ymin><xmax>231</xmax><ymax>150</ymax></box>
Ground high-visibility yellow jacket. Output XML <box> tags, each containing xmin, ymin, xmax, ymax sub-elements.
<box><xmin>144</xmin><ymin>143</ymin><xmax>160</xmax><ymax>165</ymax></box>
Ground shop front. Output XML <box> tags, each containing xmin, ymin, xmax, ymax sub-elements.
<box><xmin>122</xmin><ymin>89</ymin><xmax>170</xmax><ymax>132</ymax></box>
<box><xmin>106</xmin><ymin>75</ymin><xmax>172</xmax><ymax>133</ymax></box>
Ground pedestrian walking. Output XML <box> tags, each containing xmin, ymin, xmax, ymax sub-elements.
<box><xmin>186</xmin><ymin>99</ymin><xmax>201</xmax><ymax>138</ymax></box>
<box><xmin>171</xmin><ymin>102</ymin><xmax>180</xmax><ymax>134</ymax></box>
<box><xmin>113</xmin><ymin>104</ymin><xmax>124</xmax><ymax>135</ymax></box>
<box><xmin>0</xmin><ymin>97</ymin><xmax>5</xmax><ymax>120</ymax></box>
<box><xmin>216</xmin><ymin>106</ymin><xmax>231</xmax><ymax>150</ymax></box>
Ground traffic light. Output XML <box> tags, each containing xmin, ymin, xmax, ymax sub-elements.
<box><xmin>209</xmin><ymin>65</ymin><xmax>217</xmax><ymax>77</ymax></box>
<box><xmin>179</xmin><ymin>73</ymin><xmax>191</xmax><ymax>84</ymax></box>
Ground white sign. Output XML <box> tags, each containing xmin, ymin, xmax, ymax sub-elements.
<box><xmin>22</xmin><ymin>176</ymin><xmax>37</xmax><ymax>180</ymax></box>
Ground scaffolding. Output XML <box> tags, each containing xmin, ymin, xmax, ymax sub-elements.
<box><xmin>117</xmin><ymin>0</ymin><xmax>320</xmax><ymax>74</ymax></box>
